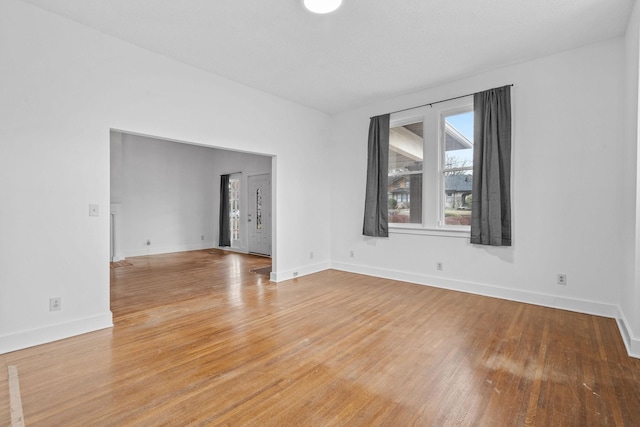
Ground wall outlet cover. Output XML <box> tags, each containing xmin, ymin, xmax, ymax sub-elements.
<box><xmin>49</xmin><ymin>297</ymin><xmax>61</xmax><ymax>311</ymax></box>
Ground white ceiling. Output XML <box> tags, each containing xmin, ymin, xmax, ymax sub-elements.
<box><xmin>21</xmin><ymin>0</ymin><xmax>635</xmax><ymax>114</ymax></box>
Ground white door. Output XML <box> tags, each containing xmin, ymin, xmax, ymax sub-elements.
<box><xmin>247</xmin><ymin>173</ymin><xmax>271</xmax><ymax>256</ymax></box>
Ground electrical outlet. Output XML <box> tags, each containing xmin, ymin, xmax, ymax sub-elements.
<box><xmin>49</xmin><ymin>297</ymin><xmax>61</xmax><ymax>311</ymax></box>
<box><xmin>146</xmin><ymin>240</ymin><xmax>151</xmax><ymax>246</ymax></box>
<box><xmin>557</xmin><ymin>274</ymin><xmax>567</xmax><ymax>285</ymax></box>
<box><xmin>293</xmin><ymin>271</ymin><xmax>299</xmax><ymax>277</ymax></box>
<box><xmin>310</xmin><ymin>251</ymin><xmax>314</xmax><ymax>259</ymax></box>
<box><xmin>201</xmin><ymin>235</ymin><xmax>204</xmax><ymax>241</ymax></box>
<box><xmin>437</xmin><ymin>262</ymin><xmax>443</xmax><ymax>271</ymax></box>
<box><xmin>350</xmin><ymin>250</ymin><xmax>354</xmax><ymax>258</ymax></box>
<box><xmin>89</xmin><ymin>204</ymin><xmax>99</xmax><ymax>217</ymax></box>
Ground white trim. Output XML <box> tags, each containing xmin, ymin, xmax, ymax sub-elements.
<box><xmin>217</xmin><ymin>246</ymin><xmax>250</xmax><ymax>255</ymax></box>
<box><xmin>110</xmin><ymin>203</ymin><xmax>125</xmax><ymax>262</ymax></box>
<box><xmin>125</xmin><ymin>242</ymin><xmax>217</xmax><ymax>257</ymax></box>
<box><xmin>389</xmin><ymin>226</ymin><xmax>470</xmax><ymax>238</ymax></box>
<box><xmin>389</xmin><ymin>106</ymin><xmax>429</xmax><ymax>128</ymax></box>
<box><xmin>616</xmin><ymin>309</ymin><xmax>640</xmax><ymax>358</ymax></box>
<box><xmin>0</xmin><ymin>312</ymin><xmax>113</xmax><ymax>355</ymax></box>
<box><xmin>270</xmin><ymin>261</ymin><xmax>331</xmax><ymax>282</ymax></box>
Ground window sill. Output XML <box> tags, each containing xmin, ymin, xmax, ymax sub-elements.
<box><xmin>389</xmin><ymin>225</ymin><xmax>470</xmax><ymax>238</ymax></box>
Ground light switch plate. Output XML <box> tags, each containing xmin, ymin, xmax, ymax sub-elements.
<box><xmin>89</xmin><ymin>204</ymin><xmax>99</xmax><ymax>216</ymax></box>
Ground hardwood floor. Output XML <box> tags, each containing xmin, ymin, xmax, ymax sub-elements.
<box><xmin>2</xmin><ymin>249</ymin><xmax>639</xmax><ymax>426</ymax></box>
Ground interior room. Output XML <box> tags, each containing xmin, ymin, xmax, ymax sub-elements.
<box><xmin>2</xmin><ymin>0</ymin><xmax>640</xmax><ymax>424</ymax></box>
<box><xmin>110</xmin><ymin>131</ymin><xmax>273</xmax><ymax>259</ymax></box>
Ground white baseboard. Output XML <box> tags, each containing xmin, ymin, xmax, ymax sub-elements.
<box><xmin>615</xmin><ymin>309</ymin><xmax>640</xmax><ymax>358</ymax></box>
<box><xmin>0</xmin><ymin>312</ymin><xmax>113</xmax><ymax>355</ymax></box>
<box><xmin>125</xmin><ymin>242</ymin><xmax>216</xmax><ymax>257</ymax></box>
<box><xmin>331</xmin><ymin>261</ymin><xmax>639</xmax><ymax>359</ymax></box>
<box><xmin>217</xmin><ymin>246</ymin><xmax>250</xmax><ymax>255</ymax></box>
<box><xmin>271</xmin><ymin>261</ymin><xmax>331</xmax><ymax>282</ymax></box>
<box><xmin>125</xmin><ymin>244</ymin><xmax>272</xmax><ymax>258</ymax></box>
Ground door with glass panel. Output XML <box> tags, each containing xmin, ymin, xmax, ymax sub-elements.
<box><xmin>229</xmin><ymin>173</ymin><xmax>241</xmax><ymax>249</ymax></box>
<box><xmin>247</xmin><ymin>173</ymin><xmax>271</xmax><ymax>256</ymax></box>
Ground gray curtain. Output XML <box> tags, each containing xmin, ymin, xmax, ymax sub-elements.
<box><xmin>363</xmin><ymin>114</ymin><xmax>390</xmax><ymax>237</ymax></box>
<box><xmin>471</xmin><ymin>86</ymin><xmax>512</xmax><ymax>246</ymax></box>
<box><xmin>219</xmin><ymin>174</ymin><xmax>231</xmax><ymax>247</ymax></box>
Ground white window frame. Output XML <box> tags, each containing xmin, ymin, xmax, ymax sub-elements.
<box><xmin>388</xmin><ymin>97</ymin><xmax>473</xmax><ymax>238</ymax></box>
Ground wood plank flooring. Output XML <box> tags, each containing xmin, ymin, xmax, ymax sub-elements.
<box><xmin>1</xmin><ymin>249</ymin><xmax>639</xmax><ymax>426</ymax></box>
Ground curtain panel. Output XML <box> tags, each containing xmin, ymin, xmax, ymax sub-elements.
<box><xmin>363</xmin><ymin>114</ymin><xmax>390</xmax><ymax>237</ymax></box>
<box><xmin>471</xmin><ymin>86</ymin><xmax>512</xmax><ymax>246</ymax></box>
<box><xmin>219</xmin><ymin>174</ymin><xmax>231</xmax><ymax>247</ymax></box>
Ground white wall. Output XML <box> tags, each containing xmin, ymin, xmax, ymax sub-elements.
<box><xmin>2</xmin><ymin>0</ymin><xmax>638</xmax><ymax>357</ymax></box>
<box><xmin>116</xmin><ymin>134</ymin><xmax>218</xmax><ymax>256</ymax></box>
<box><xmin>0</xmin><ymin>0</ymin><xmax>331</xmax><ymax>353</ymax></box>
<box><xmin>112</xmin><ymin>133</ymin><xmax>271</xmax><ymax>257</ymax></box>
<box><xmin>625</xmin><ymin>0</ymin><xmax>640</xmax><ymax>356</ymax></box>
<box><xmin>330</xmin><ymin>38</ymin><xmax>638</xmax><ymax>352</ymax></box>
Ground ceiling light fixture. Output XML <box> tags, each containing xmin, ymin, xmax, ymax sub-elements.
<box><xmin>303</xmin><ymin>0</ymin><xmax>342</xmax><ymax>14</ymax></box>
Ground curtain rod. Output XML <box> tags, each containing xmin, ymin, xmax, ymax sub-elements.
<box><xmin>371</xmin><ymin>84</ymin><xmax>513</xmax><ymax>119</ymax></box>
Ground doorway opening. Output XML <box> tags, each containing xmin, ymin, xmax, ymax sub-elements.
<box><xmin>109</xmin><ymin>129</ymin><xmax>275</xmax><ymax>309</ymax></box>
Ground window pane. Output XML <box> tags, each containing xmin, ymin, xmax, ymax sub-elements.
<box><xmin>389</xmin><ymin>122</ymin><xmax>423</xmax><ymax>224</ymax></box>
<box><xmin>444</xmin><ymin>112</ymin><xmax>473</xmax><ymax>170</ymax></box>
<box><xmin>229</xmin><ymin>177</ymin><xmax>241</xmax><ymax>243</ymax></box>
<box><xmin>388</xmin><ymin>173</ymin><xmax>422</xmax><ymax>224</ymax></box>
<box><xmin>443</xmin><ymin>171</ymin><xmax>472</xmax><ymax>226</ymax></box>
<box><xmin>256</xmin><ymin>187</ymin><xmax>263</xmax><ymax>230</ymax></box>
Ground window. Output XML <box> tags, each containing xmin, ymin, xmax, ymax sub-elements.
<box><xmin>442</xmin><ymin>110</ymin><xmax>473</xmax><ymax>226</ymax></box>
<box><xmin>255</xmin><ymin>186</ymin><xmax>263</xmax><ymax>230</ymax></box>
<box><xmin>388</xmin><ymin>97</ymin><xmax>473</xmax><ymax>231</ymax></box>
<box><xmin>388</xmin><ymin>121</ymin><xmax>423</xmax><ymax>224</ymax></box>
